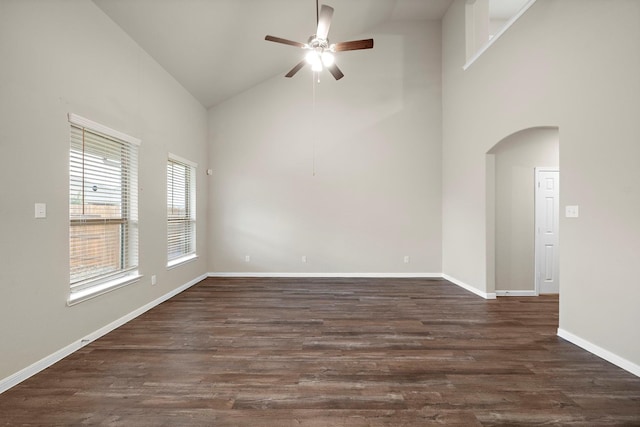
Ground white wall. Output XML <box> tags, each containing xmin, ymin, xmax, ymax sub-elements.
<box><xmin>490</xmin><ymin>127</ymin><xmax>559</xmax><ymax>292</ymax></box>
<box><xmin>0</xmin><ymin>1</ymin><xmax>208</xmax><ymax>381</ymax></box>
<box><xmin>208</xmin><ymin>21</ymin><xmax>443</xmax><ymax>274</ymax></box>
<box><xmin>443</xmin><ymin>0</ymin><xmax>640</xmax><ymax>369</ymax></box>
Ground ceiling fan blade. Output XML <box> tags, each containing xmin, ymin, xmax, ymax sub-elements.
<box><xmin>333</xmin><ymin>39</ymin><xmax>374</xmax><ymax>52</ymax></box>
<box><xmin>316</xmin><ymin>5</ymin><xmax>334</xmax><ymax>40</ymax></box>
<box><xmin>265</xmin><ymin>35</ymin><xmax>306</xmax><ymax>49</ymax></box>
<box><xmin>285</xmin><ymin>60</ymin><xmax>307</xmax><ymax>78</ymax></box>
<box><xmin>326</xmin><ymin>63</ymin><xmax>344</xmax><ymax>81</ymax></box>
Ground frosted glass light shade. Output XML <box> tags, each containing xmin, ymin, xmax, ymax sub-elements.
<box><xmin>321</xmin><ymin>51</ymin><xmax>334</xmax><ymax>66</ymax></box>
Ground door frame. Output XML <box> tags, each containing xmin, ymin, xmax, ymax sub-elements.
<box><xmin>534</xmin><ymin>167</ymin><xmax>560</xmax><ymax>295</ymax></box>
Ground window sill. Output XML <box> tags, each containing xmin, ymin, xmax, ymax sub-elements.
<box><xmin>68</xmin><ymin>273</ymin><xmax>141</xmax><ymax>306</ymax></box>
<box><xmin>167</xmin><ymin>254</ymin><xmax>198</xmax><ymax>270</ymax></box>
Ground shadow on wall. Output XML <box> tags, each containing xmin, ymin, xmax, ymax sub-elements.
<box><xmin>486</xmin><ymin>126</ymin><xmax>559</xmax><ymax>295</ymax></box>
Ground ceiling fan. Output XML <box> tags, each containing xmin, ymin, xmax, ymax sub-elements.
<box><xmin>265</xmin><ymin>1</ymin><xmax>374</xmax><ymax>80</ymax></box>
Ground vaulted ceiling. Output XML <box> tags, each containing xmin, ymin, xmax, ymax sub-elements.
<box><xmin>92</xmin><ymin>0</ymin><xmax>528</xmax><ymax>109</ymax></box>
<box><xmin>92</xmin><ymin>0</ymin><xmax>454</xmax><ymax>108</ymax></box>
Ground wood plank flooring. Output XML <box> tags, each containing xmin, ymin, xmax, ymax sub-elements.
<box><xmin>1</xmin><ymin>277</ymin><xmax>639</xmax><ymax>426</ymax></box>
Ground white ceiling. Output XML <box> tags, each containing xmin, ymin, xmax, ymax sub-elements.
<box><xmin>92</xmin><ymin>0</ymin><xmax>528</xmax><ymax>108</ymax></box>
<box><xmin>92</xmin><ymin>0</ymin><xmax>454</xmax><ymax>108</ymax></box>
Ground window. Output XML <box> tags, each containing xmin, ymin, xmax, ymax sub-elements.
<box><xmin>68</xmin><ymin>114</ymin><xmax>140</xmax><ymax>304</ymax></box>
<box><xmin>167</xmin><ymin>154</ymin><xmax>197</xmax><ymax>267</ymax></box>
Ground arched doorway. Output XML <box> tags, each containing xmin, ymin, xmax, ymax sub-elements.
<box><xmin>486</xmin><ymin>127</ymin><xmax>559</xmax><ymax>295</ymax></box>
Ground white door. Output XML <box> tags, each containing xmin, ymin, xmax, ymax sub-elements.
<box><xmin>535</xmin><ymin>168</ymin><xmax>559</xmax><ymax>294</ymax></box>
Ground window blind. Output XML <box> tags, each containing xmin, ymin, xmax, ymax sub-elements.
<box><xmin>167</xmin><ymin>155</ymin><xmax>196</xmax><ymax>265</ymax></box>
<box><xmin>69</xmin><ymin>121</ymin><xmax>139</xmax><ymax>290</ymax></box>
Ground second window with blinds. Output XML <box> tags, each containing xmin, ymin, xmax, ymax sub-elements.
<box><xmin>167</xmin><ymin>154</ymin><xmax>197</xmax><ymax>268</ymax></box>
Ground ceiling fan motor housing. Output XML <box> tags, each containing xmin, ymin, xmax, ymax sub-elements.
<box><xmin>307</xmin><ymin>36</ymin><xmax>333</xmax><ymax>51</ymax></box>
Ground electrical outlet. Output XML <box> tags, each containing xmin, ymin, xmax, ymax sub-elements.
<box><xmin>565</xmin><ymin>205</ymin><xmax>579</xmax><ymax>218</ymax></box>
<box><xmin>151</xmin><ymin>275</ymin><xmax>157</xmax><ymax>285</ymax></box>
<box><xmin>404</xmin><ymin>255</ymin><xmax>410</xmax><ymax>264</ymax></box>
<box><xmin>245</xmin><ymin>255</ymin><xmax>251</xmax><ymax>262</ymax></box>
<box><xmin>301</xmin><ymin>255</ymin><xmax>307</xmax><ymax>263</ymax></box>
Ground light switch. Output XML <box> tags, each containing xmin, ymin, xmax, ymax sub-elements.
<box><xmin>565</xmin><ymin>205</ymin><xmax>579</xmax><ymax>218</ymax></box>
<box><xmin>35</xmin><ymin>203</ymin><xmax>46</xmax><ymax>219</ymax></box>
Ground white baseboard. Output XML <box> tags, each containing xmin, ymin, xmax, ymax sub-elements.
<box><xmin>495</xmin><ymin>290</ymin><xmax>538</xmax><ymax>297</ymax></box>
<box><xmin>0</xmin><ymin>339</ymin><xmax>85</xmax><ymax>396</ymax></box>
<box><xmin>557</xmin><ymin>328</ymin><xmax>640</xmax><ymax>378</ymax></box>
<box><xmin>442</xmin><ymin>274</ymin><xmax>497</xmax><ymax>299</ymax></box>
<box><xmin>0</xmin><ymin>273</ymin><xmax>207</xmax><ymax>395</ymax></box>
<box><xmin>208</xmin><ymin>272</ymin><xmax>442</xmax><ymax>278</ymax></box>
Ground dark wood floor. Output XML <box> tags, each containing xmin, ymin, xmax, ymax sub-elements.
<box><xmin>1</xmin><ymin>277</ymin><xmax>639</xmax><ymax>426</ymax></box>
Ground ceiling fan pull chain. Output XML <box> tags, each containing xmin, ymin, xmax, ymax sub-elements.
<box><xmin>312</xmin><ymin>71</ymin><xmax>317</xmax><ymax>176</ymax></box>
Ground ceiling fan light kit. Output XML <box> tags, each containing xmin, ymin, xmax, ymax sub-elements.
<box><xmin>265</xmin><ymin>2</ymin><xmax>374</xmax><ymax>80</ymax></box>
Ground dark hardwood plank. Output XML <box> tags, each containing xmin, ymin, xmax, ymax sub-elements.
<box><xmin>1</xmin><ymin>277</ymin><xmax>639</xmax><ymax>426</ymax></box>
